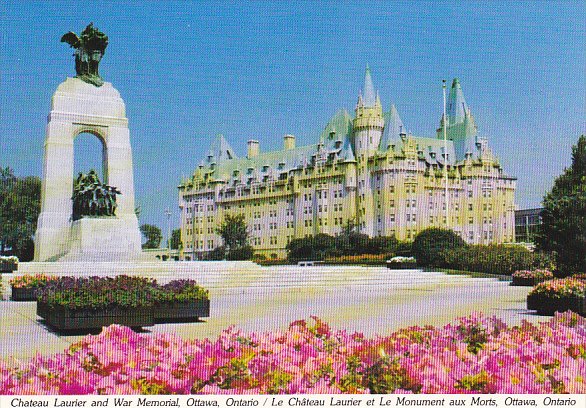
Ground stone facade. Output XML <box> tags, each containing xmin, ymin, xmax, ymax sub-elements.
<box><xmin>34</xmin><ymin>77</ymin><xmax>142</xmax><ymax>261</ymax></box>
<box><xmin>178</xmin><ymin>68</ymin><xmax>516</xmax><ymax>259</ymax></box>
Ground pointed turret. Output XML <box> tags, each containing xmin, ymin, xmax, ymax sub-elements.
<box><xmin>356</xmin><ymin>91</ymin><xmax>364</xmax><ymax>108</ymax></box>
<box><xmin>363</xmin><ymin>64</ymin><xmax>376</xmax><ymax>107</ymax></box>
<box><xmin>353</xmin><ymin>65</ymin><xmax>384</xmax><ymax>159</ymax></box>
<box><xmin>379</xmin><ymin>104</ymin><xmax>405</xmax><ymax>151</ymax></box>
<box><xmin>437</xmin><ymin>78</ymin><xmax>479</xmax><ymax>162</ymax></box>
<box><xmin>209</xmin><ymin>134</ymin><xmax>237</xmax><ymax>163</ymax></box>
<box><xmin>447</xmin><ymin>78</ymin><xmax>469</xmax><ymax>125</ymax></box>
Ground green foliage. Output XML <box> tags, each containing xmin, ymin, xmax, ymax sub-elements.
<box><xmin>362</xmin><ymin>356</ymin><xmax>416</xmax><ymax>394</ymax></box>
<box><xmin>226</xmin><ymin>244</ymin><xmax>254</xmax><ymax>261</ymax></box>
<box><xmin>441</xmin><ymin>245</ymin><xmax>548</xmax><ymax>275</ymax></box>
<box><xmin>455</xmin><ymin>371</ymin><xmax>489</xmax><ymax>392</ymax></box>
<box><xmin>216</xmin><ymin>214</ymin><xmax>253</xmax><ymax>260</ymax></box>
<box><xmin>251</xmin><ymin>253</ymin><xmax>266</xmax><ymax>261</ymax></box>
<box><xmin>537</xmin><ymin>135</ymin><xmax>586</xmax><ymax>277</ymax></box>
<box><xmin>287</xmin><ymin>233</ymin><xmax>335</xmax><ymax>261</ymax></box>
<box><xmin>170</xmin><ymin>228</ymin><xmax>182</xmax><ymax>250</ymax></box>
<box><xmin>412</xmin><ymin>228</ymin><xmax>465</xmax><ymax>267</ymax></box>
<box><xmin>140</xmin><ymin>224</ymin><xmax>162</xmax><ymax>249</ymax></box>
<box><xmin>216</xmin><ymin>214</ymin><xmax>249</xmax><ymax>249</ymax></box>
<box><xmin>367</xmin><ymin>235</ymin><xmax>400</xmax><ymax>254</ymax></box>
<box><xmin>206</xmin><ymin>245</ymin><xmax>226</xmax><ymax>260</ymax></box>
<box><xmin>287</xmin><ymin>231</ymin><xmax>407</xmax><ymax>261</ymax></box>
<box><xmin>0</xmin><ymin>167</ymin><xmax>41</xmax><ymax>261</ymax></box>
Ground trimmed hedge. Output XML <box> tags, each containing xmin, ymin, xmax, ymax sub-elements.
<box><xmin>440</xmin><ymin>245</ymin><xmax>553</xmax><ymax>276</ymax></box>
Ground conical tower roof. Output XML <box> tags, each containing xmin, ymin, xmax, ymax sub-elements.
<box><xmin>447</xmin><ymin>78</ymin><xmax>469</xmax><ymax>125</ymax></box>
<box><xmin>362</xmin><ymin>64</ymin><xmax>376</xmax><ymax>107</ymax></box>
<box><xmin>379</xmin><ymin>104</ymin><xmax>405</xmax><ymax>151</ymax></box>
<box><xmin>208</xmin><ymin>134</ymin><xmax>237</xmax><ymax>163</ymax></box>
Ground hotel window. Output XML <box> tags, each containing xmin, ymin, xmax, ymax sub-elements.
<box><xmin>468</xmin><ymin>191</ymin><xmax>473</xmax><ymax>198</ymax></box>
<box><xmin>468</xmin><ymin>203</ymin><xmax>473</xmax><ymax>211</ymax></box>
<box><xmin>412</xmin><ymin>214</ymin><xmax>416</xmax><ymax>222</ymax></box>
<box><xmin>390</xmin><ymin>186</ymin><xmax>395</xmax><ymax>193</ymax></box>
<box><xmin>390</xmin><ymin>214</ymin><xmax>395</xmax><ymax>222</ymax></box>
<box><xmin>429</xmin><ymin>216</ymin><xmax>434</xmax><ymax>224</ymax></box>
<box><xmin>406</xmin><ymin>214</ymin><xmax>411</xmax><ymax>221</ymax></box>
<box><xmin>390</xmin><ymin>200</ymin><xmax>395</xmax><ymax>207</ymax></box>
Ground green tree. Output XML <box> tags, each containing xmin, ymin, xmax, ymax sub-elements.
<box><xmin>537</xmin><ymin>135</ymin><xmax>586</xmax><ymax>276</ymax></box>
<box><xmin>170</xmin><ymin>228</ymin><xmax>182</xmax><ymax>250</ymax></box>
<box><xmin>216</xmin><ymin>214</ymin><xmax>253</xmax><ymax>260</ymax></box>
<box><xmin>286</xmin><ymin>233</ymin><xmax>336</xmax><ymax>261</ymax></box>
<box><xmin>0</xmin><ymin>167</ymin><xmax>41</xmax><ymax>261</ymax></box>
<box><xmin>412</xmin><ymin>228</ymin><xmax>466</xmax><ymax>267</ymax></box>
<box><xmin>140</xmin><ymin>224</ymin><xmax>162</xmax><ymax>249</ymax></box>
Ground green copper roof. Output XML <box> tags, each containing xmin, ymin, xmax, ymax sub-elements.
<box><xmin>413</xmin><ymin>136</ymin><xmax>457</xmax><ymax>166</ymax></box>
<box><xmin>447</xmin><ymin>77</ymin><xmax>469</xmax><ymax>125</ymax></box>
<box><xmin>199</xmin><ymin>109</ymin><xmax>355</xmax><ymax>183</ymax></box>
<box><xmin>362</xmin><ymin>64</ymin><xmax>376</xmax><ymax>107</ymax></box>
<box><xmin>206</xmin><ymin>134</ymin><xmax>237</xmax><ymax>163</ymax></box>
<box><xmin>379</xmin><ymin>104</ymin><xmax>405</xmax><ymax>151</ymax></box>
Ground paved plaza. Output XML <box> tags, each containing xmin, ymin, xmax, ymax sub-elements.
<box><xmin>0</xmin><ymin>265</ymin><xmax>550</xmax><ymax>360</ymax></box>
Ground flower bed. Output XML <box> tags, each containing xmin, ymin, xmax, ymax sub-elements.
<box><xmin>37</xmin><ymin>303</ymin><xmax>154</xmax><ymax>331</ymax></box>
<box><xmin>35</xmin><ymin>276</ymin><xmax>210</xmax><ymax>330</ymax></box>
<box><xmin>386</xmin><ymin>256</ymin><xmax>417</xmax><ymax>270</ymax></box>
<box><xmin>0</xmin><ymin>312</ymin><xmax>584</xmax><ymax>394</ymax></box>
<box><xmin>0</xmin><ymin>256</ymin><xmax>18</xmax><ymax>273</ymax></box>
<box><xmin>527</xmin><ymin>278</ymin><xmax>586</xmax><ymax>316</ymax></box>
<box><xmin>10</xmin><ymin>274</ymin><xmax>60</xmax><ymax>301</ymax></box>
<box><xmin>511</xmin><ymin>269</ymin><xmax>554</xmax><ymax>286</ymax></box>
<box><xmin>153</xmin><ymin>279</ymin><xmax>210</xmax><ymax>322</ymax></box>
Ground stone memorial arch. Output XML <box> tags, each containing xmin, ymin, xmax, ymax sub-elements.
<box><xmin>34</xmin><ymin>24</ymin><xmax>142</xmax><ymax>261</ymax></box>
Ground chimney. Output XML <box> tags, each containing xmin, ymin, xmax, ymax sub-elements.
<box><xmin>247</xmin><ymin>140</ymin><xmax>259</xmax><ymax>158</ymax></box>
<box><xmin>284</xmin><ymin>134</ymin><xmax>295</xmax><ymax>150</ymax></box>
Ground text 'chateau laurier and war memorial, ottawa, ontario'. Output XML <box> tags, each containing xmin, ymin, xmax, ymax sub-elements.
<box><xmin>178</xmin><ymin>67</ymin><xmax>516</xmax><ymax>260</ymax></box>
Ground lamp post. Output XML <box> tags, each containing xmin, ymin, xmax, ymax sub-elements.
<box><xmin>165</xmin><ymin>207</ymin><xmax>171</xmax><ymax>260</ymax></box>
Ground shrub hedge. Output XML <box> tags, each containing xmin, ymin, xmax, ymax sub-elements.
<box><xmin>440</xmin><ymin>245</ymin><xmax>553</xmax><ymax>275</ymax></box>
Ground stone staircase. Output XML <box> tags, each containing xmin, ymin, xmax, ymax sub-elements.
<box><xmin>1</xmin><ymin>262</ymin><xmax>497</xmax><ymax>299</ymax></box>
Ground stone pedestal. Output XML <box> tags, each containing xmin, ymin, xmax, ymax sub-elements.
<box><xmin>60</xmin><ymin>217</ymin><xmax>142</xmax><ymax>261</ymax></box>
<box><xmin>34</xmin><ymin>77</ymin><xmax>142</xmax><ymax>261</ymax></box>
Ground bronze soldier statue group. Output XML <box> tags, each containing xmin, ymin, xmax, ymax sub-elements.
<box><xmin>72</xmin><ymin>170</ymin><xmax>121</xmax><ymax>220</ymax></box>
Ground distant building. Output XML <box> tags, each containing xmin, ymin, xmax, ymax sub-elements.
<box><xmin>515</xmin><ymin>208</ymin><xmax>543</xmax><ymax>243</ymax></box>
<box><xmin>178</xmin><ymin>67</ymin><xmax>516</xmax><ymax>259</ymax></box>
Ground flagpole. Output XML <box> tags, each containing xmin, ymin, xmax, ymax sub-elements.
<box><xmin>443</xmin><ymin>79</ymin><xmax>449</xmax><ymax>228</ymax></box>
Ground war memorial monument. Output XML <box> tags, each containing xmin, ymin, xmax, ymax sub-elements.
<box><xmin>33</xmin><ymin>24</ymin><xmax>142</xmax><ymax>262</ymax></box>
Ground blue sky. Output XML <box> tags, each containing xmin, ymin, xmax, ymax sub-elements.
<box><xmin>1</xmin><ymin>1</ymin><xmax>584</xmax><ymax>239</ymax></box>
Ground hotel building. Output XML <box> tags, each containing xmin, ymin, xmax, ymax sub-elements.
<box><xmin>178</xmin><ymin>67</ymin><xmax>516</xmax><ymax>259</ymax></box>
